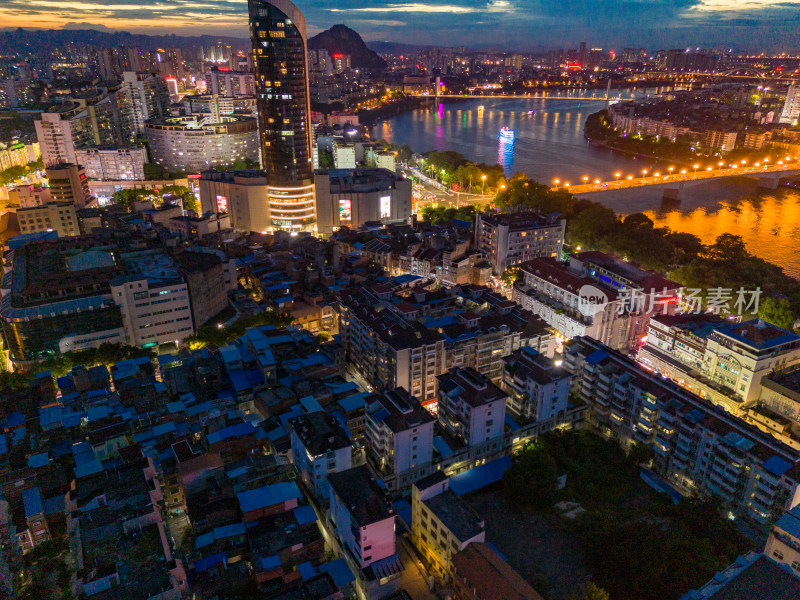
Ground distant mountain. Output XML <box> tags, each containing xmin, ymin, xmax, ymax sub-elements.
<box><xmin>367</xmin><ymin>41</ymin><xmax>432</xmax><ymax>56</ymax></box>
<box><xmin>0</xmin><ymin>28</ymin><xmax>247</xmax><ymax>54</ymax></box>
<box><xmin>308</xmin><ymin>25</ymin><xmax>386</xmax><ymax>70</ymax></box>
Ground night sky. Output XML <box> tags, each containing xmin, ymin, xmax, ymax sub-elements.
<box><xmin>3</xmin><ymin>0</ymin><xmax>800</xmax><ymax>50</ymax></box>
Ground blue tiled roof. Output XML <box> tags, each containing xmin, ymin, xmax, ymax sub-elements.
<box><xmin>393</xmin><ymin>499</ymin><xmax>411</xmax><ymax>529</ymax></box>
<box><xmin>293</xmin><ymin>505</ymin><xmax>317</xmax><ymax>526</ymax></box>
<box><xmin>195</xmin><ymin>552</ymin><xmax>227</xmax><ymax>574</ymax></box>
<box><xmin>75</xmin><ymin>459</ymin><xmax>103</xmax><ymax>478</ymax></box>
<box><xmin>318</xmin><ymin>558</ymin><xmax>355</xmax><ymax>587</ymax></box>
<box><xmin>775</xmin><ymin>505</ymin><xmax>800</xmax><ymax>540</ymax></box>
<box><xmin>167</xmin><ymin>401</ymin><xmax>186</xmax><ymax>414</ymax></box>
<box><xmin>297</xmin><ymin>561</ymin><xmax>316</xmax><ymax>581</ymax></box>
<box><xmin>228</xmin><ymin>369</ymin><xmax>252</xmax><ymax>392</ymax></box>
<box><xmin>27</xmin><ymin>453</ymin><xmax>49</xmax><ymax>468</ymax></box>
<box><xmin>433</xmin><ymin>436</ymin><xmax>454</xmax><ymax>458</ymax></box>
<box><xmin>338</xmin><ymin>392</ymin><xmax>368</xmax><ymax>413</ymax></box>
<box><xmin>237</xmin><ymin>481</ymin><xmax>301</xmax><ymax>513</ymax></box>
<box><xmin>685</xmin><ymin>408</ymin><xmax>705</xmax><ymax>424</ymax></box>
<box><xmin>763</xmin><ymin>455</ymin><xmax>793</xmax><ymax>477</ymax></box>
<box><xmin>22</xmin><ymin>487</ymin><xmax>43</xmax><ymax>518</ymax></box>
<box><xmin>43</xmin><ymin>495</ymin><xmax>64</xmax><ymax>516</ymax></box>
<box><xmin>585</xmin><ymin>349</ymin><xmax>608</xmax><ymax>365</ymax></box>
<box><xmin>4</xmin><ymin>412</ymin><xmax>24</xmax><ymax>428</ymax></box>
<box><xmin>207</xmin><ymin>422</ymin><xmax>257</xmax><ymax>445</ymax></box>
<box><xmin>450</xmin><ymin>455</ymin><xmax>512</xmax><ymax>496</ymax></box>
<box><xmin>261</xmin><ymin>554</ymin><xmax>281</xmax><ymax>571</ymax></box>
<box><xmin>185</xmin><ymin>401</ymin><xmax>213</xmax><ymax>417</ymax></box>
<box><xmin>717</xmin><ymin>319</ymin><xmax>800</xmax><ymax>350</ymax></box>
<box><xmin>504</xmin><ymin>413</ymin><xmax>522</xmax><ymax>432</ymax></box>
<box><xmin>300</xmin><ymin>396</ymin><xmax>324</xmax><ymax>414</ymax></box>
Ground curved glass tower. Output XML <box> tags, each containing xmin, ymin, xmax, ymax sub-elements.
<box><xmin>248</xmin><ymin>0</ymin><xmax>315</xmax><ymax>230</ymax></box>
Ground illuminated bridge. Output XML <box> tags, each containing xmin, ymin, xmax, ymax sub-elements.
<box><xmin>412</xmin><ymin>93</ymin><xmax>635</xmax><ymax>101</ymax></box>
<box><xmin>560</xmin><ymin>161</ymin><xmax>800</xmax><ymax>200</ymax></box>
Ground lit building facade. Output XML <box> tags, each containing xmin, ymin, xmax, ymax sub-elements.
<box><xmin>75</xmin><ymin>147</ymin><xmax>147</xmax><ymax>181</ymax></box>
<box><xmin>564</xmin><ymin>336</ymin><xmax>800</xmax><ymax>523</ymax></box>
<box><xmin>145</xmin><ymin>115</ymin><xmax>259</xmax><ymax>174</ymax></box>
<box><xmin>249</xmin><ymin>0</ymin><xmax>315</xmax><ymax>231</ymax></box>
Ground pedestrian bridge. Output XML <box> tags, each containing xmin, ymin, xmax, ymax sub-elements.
<box><xmin>562</xmin><ymin>163</ymin><xmax>800</xmax><ymax>201</ymax></box>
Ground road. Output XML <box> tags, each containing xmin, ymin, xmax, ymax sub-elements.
<box><xmin>404</xmin><ymin>168</ymin><xmax>494</xmax><ymax>211</ymax></box>
<box><xmin>562</xmin><ymin>161</ymin><xmax>800</xmax><ymax>195</ymax></box>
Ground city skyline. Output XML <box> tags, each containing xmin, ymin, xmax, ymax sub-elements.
<box><xmin>4</xmin><ymin>0</ymin><xmax>800</xmax><ymax>51</ymax></box>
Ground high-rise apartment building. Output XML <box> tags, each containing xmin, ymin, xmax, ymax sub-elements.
<box><xmin>121</xmin><ymin>71</ymin><xmax>170</xmax><ymax>134</ymax></box>
<box><xmin>564</xmin><ymin>336</ymin><xmax>800</xmax><ymax>523</ymax></box>
<box><xmin>36</xmin><ymin>109</ymin><xmax>79</xmax><ymax>166</ymax></box>
<box><xmin>781</xmin><ymin>86</ymin><xmax>800</xmax><ymax>126</ymax></box>
<box><xmin>474</xmin><ymin>211</ymin><xmax>566</xmax><ymax>275</ymax></box>
<box><xmin>248</xmin><ymin>0</ymin><xmax>315</xmax><ymax>231</ymax></box>
<box><xmin>75</xmin><ymin>147</ymin><xmax>147</xmax><ymax>181</ymax></box>
<box><xmin>44</xmin><ymin>163</ymin><xmax>92</xmax><ymax>208</ymax></box>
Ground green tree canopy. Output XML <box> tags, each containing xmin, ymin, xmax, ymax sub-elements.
<box><xmin>503</xmin><ymin>440</ymin><xmax>559</xmax><ymax>509</ymax></box>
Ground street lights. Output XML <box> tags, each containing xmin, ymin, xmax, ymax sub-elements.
<box><xmin>614</xmin><ymin>172</ymin><xmax>621</xmax><ymax>180</ymax></box>
<box><xmin>693</xmin><ymin>163</ymin><xmax>699</xmax><ymax>173</ymax></box>
<box><xmin>668</xmin><ymin>166</ymin><xmax>674</xmax><ymax>176</ymax></box>
<box><xmin>481</xmin><ymin>174</ymin><xmax>487</xmax><ymax>195</ymax></box>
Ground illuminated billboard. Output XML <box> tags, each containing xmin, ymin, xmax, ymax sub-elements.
<box><xmin>216</xmin><ymin>195</ymin><xmax>228</xmax><ymax>213</ymax></box>
<box><xmin>379</xmin><ymin>195</ymin><xmax>391</xmax><ymax>219</ymax></box>
<box><xmin>339</xmin><ymin>198</ymin><xmax>352</xmax><ymax>222</ymax></box>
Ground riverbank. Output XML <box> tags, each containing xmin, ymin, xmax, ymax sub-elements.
<box><xmin>583</xmin><ymin>109</ymin><xmax>699</xmax><ymax>167</ymax></box>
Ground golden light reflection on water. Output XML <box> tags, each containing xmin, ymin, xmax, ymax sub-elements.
<box><xmin>646</xmin><ymin>191</ymin><xmax>800</xmax><ymax>278</ymax></box>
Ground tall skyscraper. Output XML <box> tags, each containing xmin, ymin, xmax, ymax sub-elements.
<box><xmin>248</xmin><ymin>0</ymin><xmax>315</xmax><ymax>231</ymax></box>
<box><xmin>780</xmin><ymin>85</ymin><xmax>800</xmax><ymax>126</ymax></box>
<box><xmin>121</xmin><ymin>71</ymin><xmax>170</xmax><ymax>135</ymax></box>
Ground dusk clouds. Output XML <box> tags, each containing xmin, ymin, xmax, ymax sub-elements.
<box><xmin>2</xmin><ymin>0</ymin><xmax>800</xmax><ymax>50</ymax></box>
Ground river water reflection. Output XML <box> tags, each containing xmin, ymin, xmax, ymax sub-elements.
<box><xmin>370</xmin><ymin>94</ymin><xmax>800</xmax><ymax>278</ymax></box>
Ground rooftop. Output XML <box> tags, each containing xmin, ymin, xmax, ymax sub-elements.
<box><xmin>423</xmin><ymin>489</ymin><xmax>484</xmax><ymax>541</ymax></box>
<box><xmin>328</xmin><ymin>465</ymin><xmax>394</xmax><ymax>526</ymax></box>
<box><xmin>291</xmin><ymin>411</ymin><xmax>351</xmax><ymax>456</ymax></box>
<box><xmin>452</xmin><ymin>542</ymin><xmax>543</xmax><ymax>600</ymax></box>
<box><xmin>681</xmin><ymin>553</ymin><xmax>800</xmax><ymax>600</ymax></box>
<box><xmin>437</xmin><ymin>367</ymin><xmax>507</xmax><ymax>408</ymax></box>
<box><xmin>368</xmin><ymin>388</ymin><xmax>435</xmax><ymax>433</ymax></box>
<box><xmin>478</xmin><ymin>211</ymin><xmax>563</xmax><ymax>230</ymax></box>
<box><xmin>715</xmin><ymin>319</ymin><xmax>800</xmax><ymax>351</ymax></box>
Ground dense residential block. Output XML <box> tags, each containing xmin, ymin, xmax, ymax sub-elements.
<box><xmin>335</xmin><ymin>282</ymin><xmax>552</xmax><ymax>403</ymax></box>
<box><xmin>437</xmin><ymin>367</ymin><xmax>507</xmax><ymax>448</ymax></box>
<box><xmin>290</xmin><ymin>411</ymin><xmax>353</xmax><ymax>499</ymax></box>
<box><xmin>564</xmin><ymin>336</ymin><xmax>800</xmax><ymax>523</ymax></box>
<box><xmin>365</xmin><ymin>387</ymin><xmax>436</xmax><ymax>491</ymax></box>
<box><xmin>502</xmin><ymin>346</ymin><xmax>572</xmax><ymax>423</ymax></box>
<box><xmin>639</xmin><ymin>315</ymin><xmax>800</xmax><ymax>415</ymax></box>
<box><xmin>328</xmin><ymin>465</ymin><xmax>397</xmax><ymax>569</ymax></box>
<box><xmin>411</xmin><ymin>472</ymin><xmax>485</xmax><ymax>581</ymax></box>
<box><xmin>474</xmin><ymin>211</ymin><xmax>566</xmax><ymax>275</ymax></box>
<box><xmin>513</xmin><ymin>251</ymin><xmax>680</xmax><ymax>351</ymax></box>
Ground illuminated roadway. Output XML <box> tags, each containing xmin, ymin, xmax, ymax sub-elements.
<box><xmin>412</xmin><ymin>93</ymin><xmax>635</xmax><ymax>101</ymax></box>
<box><xmin>560</xmin><ymin>162</ymin><xmax>800</xmax><ymax>195</ymax></box>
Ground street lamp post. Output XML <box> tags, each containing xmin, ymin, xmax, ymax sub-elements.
<box><xmin>481</xmin><ymin>174</ymin><xmax>487</xmax><ymax>195</ymax></box>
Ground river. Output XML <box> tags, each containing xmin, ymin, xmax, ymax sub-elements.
<box><xmin>369</xmin><ymin>92</ymin><xmax>800</xmax><ymax>278</ymax></box>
